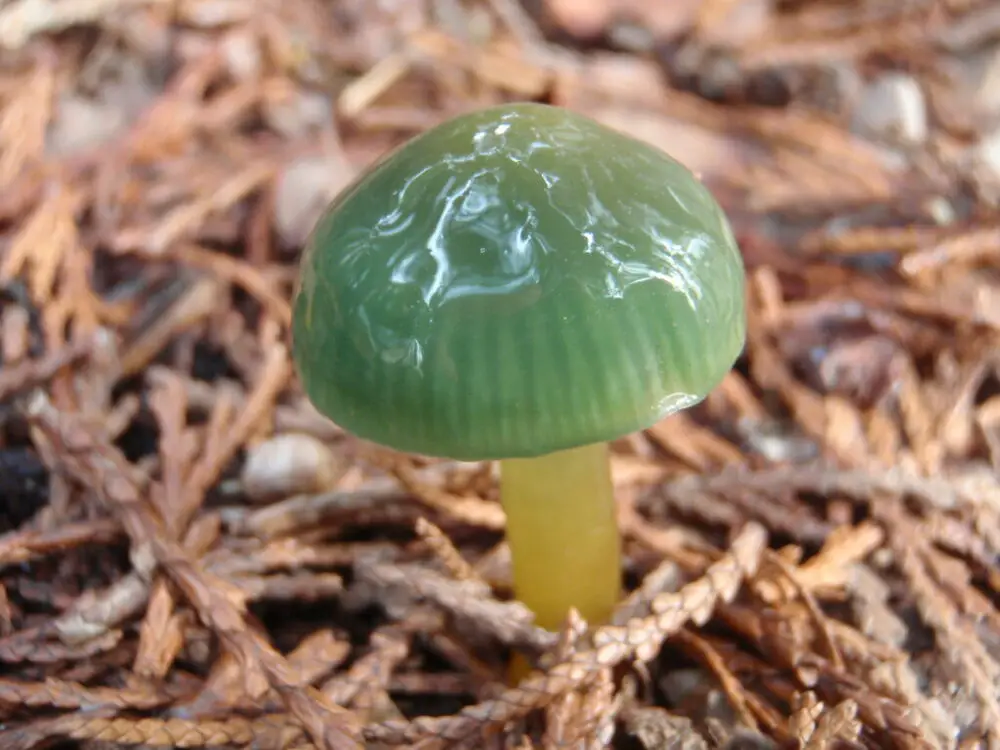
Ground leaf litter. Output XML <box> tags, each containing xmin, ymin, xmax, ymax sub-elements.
<box><xmin>0</xmin><ymin>0</ymin><xmax>999</xmax><ymax>748</ymax></box>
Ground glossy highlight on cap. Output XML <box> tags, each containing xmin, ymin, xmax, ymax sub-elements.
<box><xmin>292</xmin><ymin>102</ymin><xmax>746</xmax><ymax>460</ymax></box>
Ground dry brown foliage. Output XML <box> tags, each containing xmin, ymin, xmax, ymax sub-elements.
<box><xmin>0</xmin><ymin>0</ymin><xmax>999</xmax><ymax>748</ymax></box>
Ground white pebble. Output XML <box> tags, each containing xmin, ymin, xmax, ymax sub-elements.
<box><xmin>977</xmin><ymin>128</ymin><xmax>1000</xmax><ymax>176</ymax></box>
<box><xmin>241</xmin><ymin>433</ymin><xmax>345</xmax><ymax>503</ymax></box>
<box><xmin>961</xmin><ymin>43</ymin><xmax>1000</xmax><ymax>122</ymax></box>
<box><xmin>852</xmin><ymin>72</ymin><xmax>928</xmax><ymax>145</ymax></box>
<box><xmin>221</xmin><ymin>29</ymin><xmax>262</xmax><ymax>81</ymax></box>
<box><xmin>46</xmin><ymin>94</ymin><xmax>126</xmax><ymax>158</ymax></box>
<box><xmin>274</xmin><ymin>157</ymin><xmax>351</xmax><ymax>249</ymax></box>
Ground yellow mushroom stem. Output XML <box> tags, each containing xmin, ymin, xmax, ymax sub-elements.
<box><xmin>499</xmin><ymin>441</ymin><xmax>622</xmax><ymax>681</ymax></box>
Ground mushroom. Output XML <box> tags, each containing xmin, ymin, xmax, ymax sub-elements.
<box><xmin>291</xmin><ymin>103</ymin><xmax>746</xmax><ymax>641</ymax></box>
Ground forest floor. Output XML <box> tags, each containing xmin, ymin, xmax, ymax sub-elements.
<box><xmin>1</xmin><ymin>1</ymin><xmax>999</xmax><ymax>748</ymax></box>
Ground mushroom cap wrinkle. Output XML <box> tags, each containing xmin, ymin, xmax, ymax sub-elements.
<box><xmin>292</xmin><ymin>102</ymin><xmax>746</xmax><ymax>460</ymax></box>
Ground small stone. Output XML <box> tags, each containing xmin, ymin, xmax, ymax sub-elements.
<box><xmin>960</xmin><ymin>43</ymin><xmax>1000</xmax><ymax>123</ymax></box>
<box><xmin>46</xmin><ymin>94</ymin><xmax>127</xmax><ymax>158</ymax></box>
<box><xmin>970</xmin><ymin>128</ymin><xmax>1000</xmax><ymax>205</ymax></box>
<box><xmin>221</xmin><ymin>29</ymin><xmax>262</xmax><ymax>81</ymax></box>
<box><xmin>852</xmin><ymin>73</ymin><xmax>929</xmax><ymax>145</ymax></box>
<box><xmin>738</xmin><ymin>417</ymin><xmax>818</xmax><ymax>464</ymax></box>
<box><xmin>241</xmin><ymin>433</ymin><xmax>345</xmax><ymax>503</ymax></box>
<box><xmin>606</xmin><ymin>20</ymin><xmax>656</xmax><ymax>54</ymax></box>
<box><xmin>976</xmin><ymin>127</ymin><xmax>1000</xmax><ymax>176</ymax></box>
<box><xmin>924</xmin><ymin>195</ymin><xmax>956</xmax><ymax>226</ymax></box>
<box><xmin>274</xmin><ymin>157</ymin><xmax>353</xmax><ymax>249</ymax></box>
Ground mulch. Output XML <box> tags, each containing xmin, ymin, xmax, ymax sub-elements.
<box><xmin>0</xmin><ymin>1</ymin><xmax>999</xmax><ymax>748</ymax></box>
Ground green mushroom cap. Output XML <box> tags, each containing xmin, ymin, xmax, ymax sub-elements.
<box><xmin>292</xmin><ymin>102</ymin><xmax>746</xmax><ymax>461</ymax></box>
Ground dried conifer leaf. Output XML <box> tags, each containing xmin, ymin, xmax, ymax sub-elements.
<box><xmin>364</xmin><ymin>523</ymin><xmax>766</xmax><ymax>746</ymax></box>
<box><xmin>4</xmin><ymin>4</ymin><xmax>1000</xmax><ymax>749</ymax></box>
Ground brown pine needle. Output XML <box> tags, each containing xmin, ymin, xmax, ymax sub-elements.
<box><xmin>2</xmin><ymin>6</ymin><xmax>1000</xmax><ymax>748</ymax></box>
